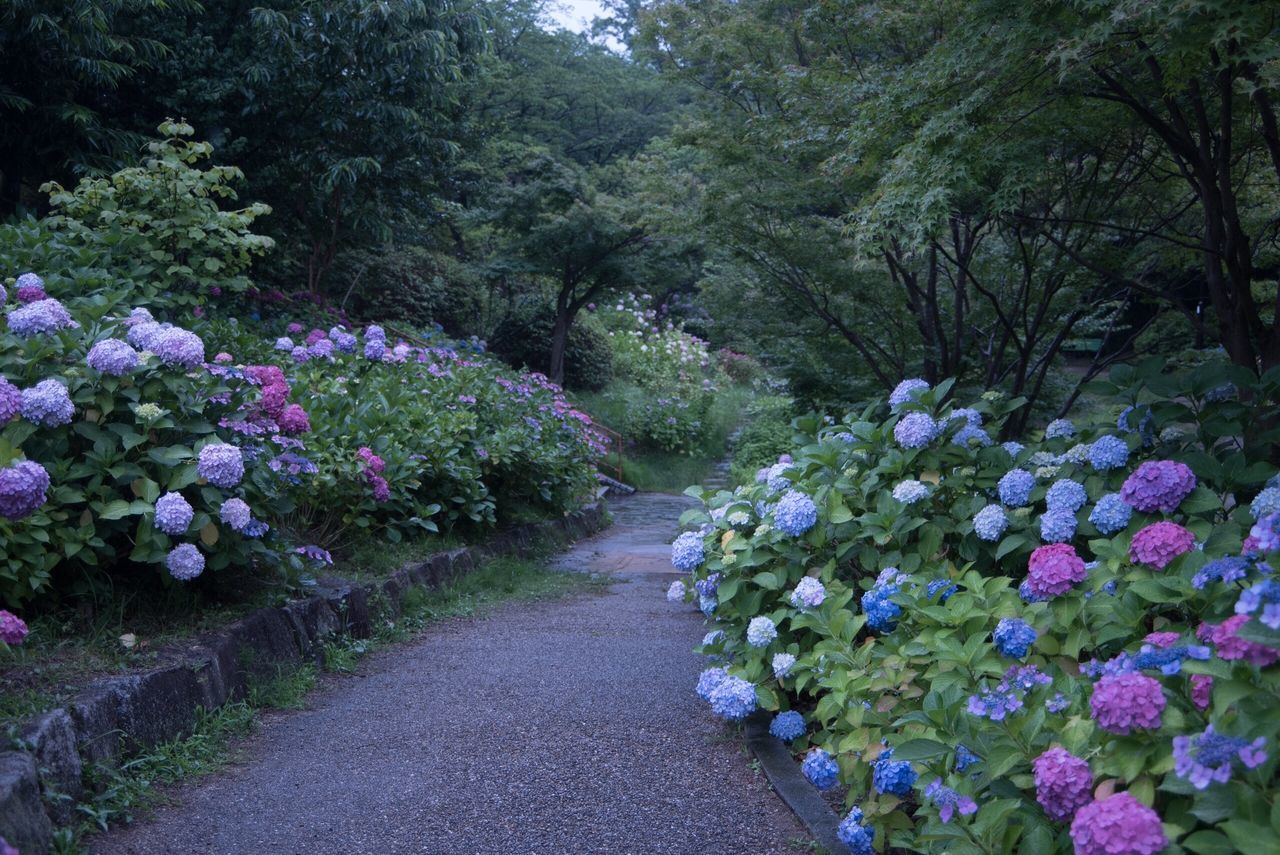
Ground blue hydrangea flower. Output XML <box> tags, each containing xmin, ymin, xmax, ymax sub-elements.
<box><xmin>1061</xmin><ymin>443</ymin><xmax>1091</xmax><ymax>465</ymax></box>
<box><xmin>998</xmin><ymin>469</ymin><xmax>1035</xmax><ymax>507</ymax></box>
<box><xmin>1019</xmin><ymin>579</ymin><xmax>1049</xmax><ymax>603</ymax></box>
<box><xmin>197</xmin><ymin>443</ymin><xmax>244</xmax><ymax>488</ymax></box>
<box><xmin>696</xmin><ymin>667</ymin><xmax>728</xmax><ymax>701</ymax></box>
<box><xmin>220</xmin><ymin>498</ymin><xmax>253</xmax><ymax>533</ymax></box>
<box><xmin>86</xmin><ymin>339</ymin><xmax>140</xmax><ymax>376</ymax></box>
<box><xmin>927</xmin><ymin>578</ymin><xmax>958</xmax><ymax>603</ymax></box>
<box><xmin>154</xmin><ymin>491</ymin><xmax>194</xmax><ymax>535</ymax></box>
<box><xmin>790</xmin><ymin>577</ymin><xmax>826</xmax><ymax>609</ymax></box>
<box><xmin>953</xmin><ymin>424</ymin><xmax>993</xmax><ymax>447</ymax></box>
<box><xmin>772</xmin><ymin>652</ymin><xmax>796</xmax><ymax>678</ymax></box>
<box><xmin>802</xmin><ymin>749</ymin><xmax>839</xmax><ymax>790</ymax></box>
<box><xmin>1089</xmin><ymin>493</ymin><xmax>1132</xmax><ymax>535</ymax></box>
<box><xmin>993</xmin><ymin>618</ymin><xmax>1037</xmax><ymax>658</ymax></box>
<box><xmin>1173</xmin><ymin>725</ymin><xmax>1267</xmax><ymax>789</ymax></box>
<box><xmin>769</xmin><ymin>710</ymin><xmax>806</xmax><ymax>742</ymax></box>
<box><xmin>1045</xmin><ymin>418</ymin><xmax>1075</xmax><ymax>439</ymax></box>
<box><xmin>1040</xmin><ymin>510</ymin><xmax>1077</xmax><ymax>543</ymax></box>
<box><xmin>955</xmin><ymin>744</ymin><xmax>980</xmax><ymax>772</ymax></box>
<box><xmin>671</xmin><ymin>531</ymin><xmax>705</xmax><ymax>571</ymax></box>
<box><xmin>837</xmin><ymin>807</ymin><xmax>874</xmax><ymax>855</ymax></box>
<box><xmin>747</xmin><ymin>616</ymin><xmax>777</xmax><ymax>647</ymax></box>
<box><xmin>775</xmin><ymin>490</ymin><xmax>818</xmax><ymax>536</ymax></box>
<box><xmin>666</xmin><ymin>580</ymin><xmax>687</xmax><ymax>602</ymax></box>
<box><xmin>862</xmin><ymin>584</ymin><xmax>902</xmax><ymax>633</ymax></box>
<box><xmin>701</xmin><ymin>630</ymin><xmax>723</xmax><ymax>647</ymax></box>
<box><xmin>949</xmin><ymin>407</ymin><xmax>983</xmax><ymax>427</ymax></box>
<box><xmin>889</xmin><ymin>378</ymin><xmax>930</xmax><ymax>407</ymax></box>
<box><xmin>364</xmin><ymin>338</ymin><xmax>386</xmax><ymax>361</ymax></box>
<box><xmin>892</xmin><ymin>479</ymin><xmax>929</xmax><ymax>504</ymax></box>
<box><xmin>1002</xmin><ymin>441</ymin><xmax>1025</xmax><ymax>458</ymax></box>
<box><xmin>923</xmin><ymin>778</ymin><xmax>978</xmax><ymax>823</ymax></box>
<box><xmin>1046</xmin><ymin>692</ymin><xmax>1070</xmax><ymax>713</ymax></box>
<box><xmin>274</xmin><ymin>336</ymin><xmax>294</xmax><ymax>351</ymax></box>
<box><xmin>765</xmin><ymin>461</ymin><xmax>792</xmax><ymax>493</ymax></box>
<box><xmin>1046</xmin><ymin>479</ymin><xmax>1088</xmax><ymax>512</ymax></box>
<box><xmin>708</xmin><ymin>675</ymin><xmax>757</xmax><ymax>720</ymax></box>
<box><xmin>1191</xmin><ymin>556</ymin><xmax>1250</xmax><ymax>589</ymax></box>
<box><xmin>973</xmin><ymin>504</ymin><xmax>1007</xmax><ymax>541</ymax></box>
<box><xmin>894</xmin><ymin>412</ymin><xmax>937</xmax><ymax>449</ymax></box>
<box><xmin>7</xmin><ymin>298</ymin><xmax>77</xmax><ymax>336</ymax></box>
<box><xmin>1089</xmin><ymin>435</ymin><xmax>1130</xmax><ymax>470</ymax></box>
<box><xmin>872</xmin><ymin>748</ymin><xmax>917</xmax><ymax>795</ymax></box>
<box><xmin>1251</xmin><ymin>488</ymin><xmax>1280</xmax><ymax>520</ymax></box>
<box><xmin>166</xmin><ymin>543</ymin><xmax>205</xmax><ymax>580</ymax></box>
<box><xmin>699</xmin><ymin>594</ymin><xmax>716</xmax><ymax>616</ymax></box>
<box><xmin>1236</xmin><ymin>580</ymin><xmax>1280</xmax><ymax>629</ymax></box>
<box><xmin>20</xmin><ymin>379</ymin><xmax>74</xmax><ymax>427</ymax></box>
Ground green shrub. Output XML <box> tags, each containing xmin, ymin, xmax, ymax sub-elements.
<box><xmin>489</xmin><ymin>301</ymin><xmax>613</xmax><ymax>391</ymax></box>
<box><xmin>730</xmin><ymin>395</ymin><xmax>795</xmax><ymax>483</ymax></box>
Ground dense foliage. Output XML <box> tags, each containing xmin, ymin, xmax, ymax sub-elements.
<box><xmin>672</xmin><ymin>364</ymin><xmax>1280</xmax><ymax>853</ymax></box>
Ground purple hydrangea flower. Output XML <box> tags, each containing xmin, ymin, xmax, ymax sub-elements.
<box><xmin>166</xmin><ymin>543</ymin><xmax>205</xmax><ymax>580</ymax></box>
<box><xmin>0</xmin><ymin>460</ymin><xmax>51</xmax><ymax>520</ymax></box>
<box><xmin>1173</xmin><ymin>724</ymin><xmax>1267</xmax><ymax>789</ymax></box>
<box><xmin>0</xmin><ymin>610</ymin><xmax>29</xmax><ymax>645</ymax></box>
<box><xmin>295</xmin><ymin>544</ymin><xmax>333</xmax><ymax>564</ymax></box>
<box><xmin>1069</xmin><ymin>793</ymin><xmax>1166</xmax><ymax>855</ymax></box>
<box><xmin>0</xmin><ymin>377</ymin><xmax>21</xmax><ymax>423</ymax></box>
<box><xmin>973</xmin><ymin>504</ymin><xmax>1007</xmax><ymax>541</ymax></box>
<box><xmin>1033</xmin><ymin>747</ymin><xmax>1092</xmax><ymax>821</ymax></box>
<box><xmin>153</xmin><ymin>328</ymin><xmax>205</xmax><ymax>369</ymax></box>
<box><xmin>274</xmin><ymin>336</ymin><xmax>294</xmax><ymax>351</ymax></box>
<box><xmin>790</xmin><ymin>577</ymin><xmax>826</xmax><ymax>609</ymax></box>
<box><xmin>21</xmin><ymin>378</ymin><xmax>74</xmax><ymax>427</ymax></box>
<box><xmin>1121</xmin><ymin>459</ymin><xmax>1196</xmax><ymax>513</ymax></box>
<box><xmin>1046</xmin><ymin>479</ymin><xmax>1088</xmax><ymax>512</ymax></box>
<box><xmin>290</xmin><ymin>345</ymin><xmax>310</xmax><ymax>363</ymax></box>
<box><xmin>154</xmin><ymin>491</ymin><xmax>194</xmax><ymax>535</ymax></box>
<box><xmin>7</xmin><ymin>298</ymin><xmax>77</xmax><ymax>336</ymax></box>
<box><xmin>1089</xmin><ymin>493</ymin><xmax>1131</xmax><ymax>535</ymax></box>
<box><xmin>197</xmin><ymin>443</ymin><xmax>245</xmax><ymax>488</ymax></box>
<box><xmin>364</xmin><ymin>339</ymin><xmax>386</xmax><ymax>361</ymax></box>
<box><xmin>1129</xmin><ymin>521</ymin><xmax>1196</xmax><ymax>569</ymax></box>
<box><xmin>1046</xmin><ymin>692</ymin><xmax>1070</xmax><ymax>713</ymax></box>
<box><xmin>993</xmin><ymin>618</ymin><xmax>1037</xmax><ymax>658</ymax></box>
<box><xmin>1090</xmin><ymin>672</ymin><xmax>1165</xmax><ymax>734</ymax></box>
<box><xmin>333</xmin><ymin>332</ymin><xmax>357</xmax><ymax>353</ymax></box>
<box><xmin>220</xmin><ymin>497</ymin><xmax>253</xmax><ymax>533</ymax></box>
<box><xmin>127</xmin><ymin>320</ymin><xmax>168</xmax><ymax>350</ymax></box>
<box><xmin>998</xmin><ymin>469</ymin><xmax>1035</xmax><ymax>507</ymax></box>
<box><xmin>86</xmin><ymin>339</ymin><xmax>140</xmax><ymax>376</ymax></box>
<box><xmin>802</xmin><ymin>749</ymin><xmax>839</xmax><ymax>790</ymax></box>
<box><xmin>894</xmin><ymin>412</ymin><xmax>937</xmax><ymax>449</ymax></box>
<box><xmin>1026</xmin><ymin>543</ymin><xmax>1087</xmax><ymax>598</ymax></box>
<box><xmin>1236</xmin><ymin>580</ymin><xmax>1280</xmax><ymax>629</ymax></box>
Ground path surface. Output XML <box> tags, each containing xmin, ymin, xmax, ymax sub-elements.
<box><xmin>95</xmin><ymin>493</ymin><xmax>811</xmax><ymax>855</ymax></box>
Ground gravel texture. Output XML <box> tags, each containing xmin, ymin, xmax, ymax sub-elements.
<box><xmin>95</xmin><ymin>494</ymin><xmax>811</xmax><ymax>854</ymax></box>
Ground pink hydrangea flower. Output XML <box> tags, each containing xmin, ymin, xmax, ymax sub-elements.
<box><xmin>0</xmin><ymin>609</ymin><xmax>29</xmax><ymax>644</ymax></box>
<box><xmin>1143</xmin><ymin>632</ymin><xmax>1180</xmax><ymax>649</ymax></box>
<box><xmin>1026</xmin><ymin>543</ymin><xmax>1087</xmax><ymax>597</ymax></box>
<box><xmin>1070</xmin><ymin>793</ymin><xmax>1167</xmax><ymax>855</ymax></box>
<box><xmin>1197</xmin><ymin>615</ymin><xmax>1280</xmax><ymax>666</ymax></box>
<box><xmin>1129</xmin><ymin>521</ymin><xmax>1196</xmax><ymax>569</ymax></box>
<box><xmin>278</xmin><ymin>404</ymin><xmax>311</xmax><ymax>435</ymax></box>
<box><xmin>1033</xmin><ymin>747</ymin><xmax>1092</xmax><ymax>821</ymax></box>
<box><xmin>1090</xmin><ymin>672</ymin><xmax>1165</xmax><ymax>734</ymax></box>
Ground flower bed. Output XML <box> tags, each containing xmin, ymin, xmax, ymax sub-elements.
<box><xmin>668</xmin><ymin>363</ymin><xmax>1280</xmax><ymax>854</ymax></box>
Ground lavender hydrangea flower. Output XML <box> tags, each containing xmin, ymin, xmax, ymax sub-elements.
<box><xmin>0</xmin><ymin>460</ymin><xmax>50</xmax><ymax>520</ymax></box>
<box><xmin>274</xmin><ymin>336</ymin><xmax>294</xmax><ymax>351</ymax></box>
<box><xmin>871</xmin><ymin>748</ymin><xmax>917</xmax><ymax>795</ymax></box>
<box><xmin>772</xmin><ymin>652</ymin><xmax>796</xmax><ymax>678</ymax></box>
<box><xmin>21</xmin><ymin>379</ymin><xmax>74</xmax><ymax>427</ymax></box>
<box><xmin>998</xmin><ymin>469</ymin><xmax>1035</xmax><ymax>507</ymax></box>
<box><xmin>666</xmin><ymin>580</ymin><xmax>687</xmax><ymax>603</ymax></box>
<box><xmin>1088</xmin><ymin>435</ymin><xmax>1129</xmax><ymax>470</ymax></box>
<box><xmin>1033</xmin><ymin>747</ymin><xmax>1092</xmax><ymax>821</ymax></box>
<box><xmin>802</xmin><ymin>749</ymin><xmax>839</xmax><ymax>790</ymax></box>
<box><xmin>166</xmin><ymin>543</ymin><xmax>205</xmax><ymax>580</ymax></box>
<box><xmin>1046</xmin><ymin>479</ymin><xmax>1087</xmax><ymax>512</ymax></box>
<box><xmin>220</xmin><ymin>498</ymin><xmax>252</xmax><ymax>533</ymax></box>
<box><xmin>837</xmin><ymin>807</ymin><xmax>874</xmax><ymax>855</ymax></box>
<box><xmin>1089</xmin><ymin>493</ymin><xmax>1131</xmax><ymax>535</ymax></box>
<box><xmin>1173</xmin><ymin>725</ymin><xmax>1267</xmax><ymax>789</ymax></box>
<box><xmin>153</xmin><ymin>328</ymin><xmax>205</xmax><ymax>369</ymax></box>
<box><xmin>790</xmin><ymin>577</ymin><xmax>826</xmax><ymax>609</ymax></box>
<box><xmin>670</xmin><ymin>531</ymin><xmax>705</xmax><ymax>571</ymax></box>
<box><xmin>1121</xmin><ymin>459</ymin><xmax>1196</xmax><ymax>513</ymax></box>
<box><xmin>1090</xmin><ymin>672</ymin><xmax>1165</xmax><ymax>734</ymax></box>
<box><xmin>952</xmin><ymin>424</ymin><xmax>992</xmax><ymax>447</ymax></box>
<box><xmin>290</xmin><ymin>345</ymin><xmax>310</xmax><ymax>363</ymax></box>
<box><xmin>86</xmin><ymin>338</ymin><xmax>141</xmax><ymax>376</ymax></box>
<box><xmin>154</xmin><ymin>491</ymin><xmax>194</xmax><ymax>535</ymax></box>
<box><xmin>0</xmin><ymin>377</ymin><xmax>21</xmax><ymax>423</ymax></box>
<box><xmin>1002</xmin><ymin>441</ymin><xmax>1025</xmax><ymax>458</ymax></box>
<box><xmin>747</xmin><ymin>616</ymin><xmax>777</xmax><ymax>647</ymax></box>
<box><xmin>993</xmin><ymin>618</ymin><xmax>1037</xmax><ymax>658</ymax></box>
<box><xmin>973</xmin><ymin>504</ymin><xmax>1007</xmax><ymax>541</ymax></box>
<box><xmin>1236</xmin><ymin>580</ymin><xmax>1280</xmax><ymax>629</ymax></box>
<box><xmin>708</xmin><ymin>675</ymin><xmax>757</xmax><ymax>720</ymax></box>
<box><xmin>1070</xmin><ymin>793</ymin><xmax>1166</xmax><ymax>855</ymax></box>
<box><xmin>1045</xmin><ymin>418</ymin><xmax>1075</xmax><ymax>439</ymax></box>
<box><xmin>764</xmin><ymin>461</ymin><xmax>792</xmax><ymax>492</ymax></box>
<box><xmin>7</xmin><ymin>298</ymin><xmax>77</xmax><ymax>336</ymax></box>
<box><xmin>0</xmin><ymin>610</ymin><xmax>28</xmax><ymax>645</ymax></box>
<box><xmin>774</xmin><ymin>490</ymin><xmax>817</xmax><ymax>536</ymax></box>
<box><xmin>333</xmin><ymin>332</ymin><xmax>357</xmax><ymax>353</ymax></box>
<box><xmin>197</xmin><ymin>443</ymin><xmax>244</xmax><ymax>488</ymax></box>
<box><xmin>769</xmin><ymin>711</ymin><xmax>806</xmax><ymax>742</ymax></box>
<box><xmin>889</xmin><ymin>378</ymin><xmax>930</xmax><ymax>407</ymax></box>
<box><xmin>1046</xmin><ymin>693</ymin><xmax>1070</xmax><ymax>713</ymax></box>
<box><xmin>894</xmin><ymin>412</ymin><xmax>937</xmax><ymax>449</ymax></box>
<box><xmin>923</xmin><ymin>779</ymin><xmax>978</xmax><ymax>823</ymax></box>
<box><xmin>127</xmin><ymin>320</ymin><xmax>168</xmax><ymax>349</ymax></box>
<box><xmin>364</xmin><ymin>338</ymin><xmax>386</xmax><ymax>361</ymax></box>
<box><xmin>892</xmin><ymin>479</ymin><xmax>929</xmax><ymax>504</ymax></box>
<box><xmin>696</xmin><ymin>667</ymin><xmax>728</xmax><ymax>701</ymax></box>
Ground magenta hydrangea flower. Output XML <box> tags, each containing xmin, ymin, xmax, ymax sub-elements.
<box><xmin>1197</xmin><ymin>615</ymin><xmax>1280</xmax><ymax>666</ymax></box>
<box><xmin>1032</xmin><ymin>747</ymin><xmax>1092</xmax><ymax>821</ymax></box>
<box><xmin>0</xmin><ymin>460</ymin><xmax>51</xmax><ymax>520</ymax></box>
<box><xmin>7</xmin><ymin>298</ymin><xmax>76</xmax><ymax>336</ymax></box>
<box><xmin>1025</xmin><ymin>543</ymin><xmax>1087</xmax><ymax>597</ymax></box>
<box><xmin>0</xmin><ymin>609</ymin><xmax>29</xmax><ymax>644</ymax></box>
<box><xmin>21</xmin><ymin>378</ymin><xmax>74</xmax><ymax>427</ymax></box>
<box><xmin>1129</xmin><ymin>521</ymin><xmax>1196</xmax><ymax>570</ymax></box>
<box><xmin>166</xmin><ymin>543</ymin><xmax>205</xmax><ymax>580</ymax></box>
<box><xmin>197</xmin><ymin>443</ymin><xmax>245</xmax><ymax>488</ymax></box>
<box><xmin>1070</xmin><ymin>793</ymin><xmax>1166</xmax><ymax>855</ymax></box>
<box><xmin>357</xmin><ymin>447</ymin><xmax>386</xmax><ymax>474</ymax></box>
<box><xmin>0</xmin><ymin>377</ymin><xmax>20</xmax><ymax>423</ymax></box>
<box><xmin>1144</xmin><ymin>632</ymin><xmax>1180</xmax><ymax>649</ymax></box>
<box><xmin>278</xmin><ymin>404</ymin><xmax>311</xmax><ymax>435</ymax></box>
<box><xmin>1190</xmin><ymin>674</ymin><xmax>1213</xmax><ymax>710</ymax></box>
<box><xmin>1121</xmin><ymin>459</ymin><xmax>1196</xmax><ymax>513</ymax></box>
<box><xmin>369</xmin><ymin>474</ymin><xmax>391</xmax><ymax>502</ymax></box>
<box><xmin>153</xmin><ymin>327</ymin><xmax>205</xmax><ymax>368</ymax></box>
<box><xmin>154</xmin><ymin>491</ymin><xmax>194</xmax><ymax>535</ymax></box>
<box><xmin>87</xmin><ymin>338</ymin><xmax>140</xmax><ymax>376</ymax></box>
<box><xmin>1090</xmin><ymin>672</ymin><xmax>1166</xmax><ymax>734</ymax></box>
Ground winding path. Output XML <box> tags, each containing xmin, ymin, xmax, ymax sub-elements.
<box><xmin>95</xmin><ymin>493</ymin><xmax>811</xmax><ymax>855</ymax></box>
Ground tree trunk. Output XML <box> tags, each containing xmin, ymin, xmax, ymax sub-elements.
<box><xmin>548</xmin><ymin>297</ymin><xmax>573</xmax><ymax>386</ymax></box>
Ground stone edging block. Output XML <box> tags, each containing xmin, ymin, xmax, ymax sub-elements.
<box><xmin>0</xmin><ymin>502</ymin><xmax>608</xmax><ymax>854</ymax></box>
<box><xmin>743</xmin><ymin>710</ymin><xmax>846</xmax><ymax>854</ymax></box>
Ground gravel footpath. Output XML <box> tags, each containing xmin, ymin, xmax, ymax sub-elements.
<box><xmin>94</xmin><ymin>494</ymin><xmax>812</xmax><ymax>855</ymax></box>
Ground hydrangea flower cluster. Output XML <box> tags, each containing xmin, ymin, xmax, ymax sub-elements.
<box><xmin>1172</xmin><ymin>725</ymin><xmax>1266</xmax><ymax>789</ymax></box>
<box><xmin>862</xmin><ymin>569</ymin><xmax>906</xmax><ymax>632</ymax></box>
<box><xmin>998</xmin><ymin>468</ymin><xmax>1035</xmax><ymax>507</ymax></box>
<box><xmin>802</xmin><ymin>749</ymin><xmax>839</xmax><ymax>790</ymax></box>
<box><xmin>219</xmin><ymin>498</ymin><xmax>253</xmax><ymax>533</ymax></box>
<box><xmin>1088</xmin><ymin>492</ymin><xmax>1132</xmax><ymax>535</ymax></box>
<box><xmin>1039</xmin><ymin>509</ymin><xmax>1077</xmax><ymax>543</ymax></box>
<box><xmin>993</xmin><ymin>618</ymin><xmax>1037</xmax><ymax>658</ymax></box>
<box><xmin>1090</xmin><ymin>672</ymin><xmax>1165</xmax><ymax>734</ymax></box>
<box><xmin>666</xmin><ymin>580</ymin><xmax>686</xmax><ymax>602</ymax></box>
<box><xmin>1032</xmin><ymin>747</ymin><xmax>1092</xmax><ymax>821</ymax></box>
<box><xmin>1197</xmin><ymin>615</ymin><xmax>1280</xmax><ymax>666</ymax></box>
<box><xmin>1045</xmin><ymin>479</ymin><xmax>1087</xmax><ymax>512</ymax></box>
<box><xmin>973</xmin><ymin>504</ymin><xmax>1007</xmax><ymax>541</ymax></box>
<box><xmin>153</xmin><ymin>327</ymin><xmax>205</xmax><ymax>368</ymax></box>
<box><xmin>1129</xmin><ymin>521</ymin><xmax>1195</xmax><ymax>569</ymax></box>
<box><xmin>894</xmin><ymin>412</ymin><xmax>937</xmax><ymax>449</ymax></box>
<box><xmin>197</xmin><ymin>442</ymin><xmax>244</xmax><ymax>488</ymax></box>
<box><xmin>1069</xmin><ymin>793</ymin><xmax>1167</xmax><ymax>855</ymax></box>
<box><xmin>0</xmin><ymin>610</ymin><xmax>29</xmax><ymax>645</ymax></box>
<box><xmin>364</xmin><ymin>325</ymin><xmax>387</xmax><ymax>361</ymax></box>
<box><xmin>871</xmin><ymin>748</ymin><xmax>917</xmax><ymax>795</ymax></box>
<box><xmin>1236</xmin><ymin>579</ymin><xmax>1280</xmax><ymax>629</ymax></box>
<box><xmin>87</xmin><ymin>338</ymin><xmax>140</xmax><ymax>376</ymax></box>
<box><xmin>1044</xmin><ymin>418</ymin><xmax>1075</xmax><ymax>439</ymax></box>
<box><xmin>789</xmin><ymin>577</ymin><xmax>825</xmax><ymax>609</ymax></box>
<box><xmin>21</xmin><ymin>378</ymin><xmax>74</xmax><ymax>427</ymax></box>
<box><xmin>166</xmin><ymin>543</ymin><xmax>205</xmax><ymax>580</ymax></box>
<box><xmin>1121</xmin><ymin>459</ymin><xmax>1196</xmax><ymax>513</ymax></box>
<box><xmin>0</xmin><ymin>377</ymin><xmax>19</xmax><ymax>424</ymax></box>
<box><xmin>1026</xmin><ymin>543</ymin><xmax>1087</xmax><ymax>597</ymax></box>
<box><xmin>968</xmin><ymin>665</ymin><xmax>1051</xmax><ymax>721</ymax></box>
<box><xmin>154</xmin><ymin>491</ymin><xmax>194</xmax><ymax>535</ymax></box>
<box><xmin>772</xmin><ymin>652</ymin><xmax>796</xmax><ymax>678</ymax></box>
<box><xmin>708</xmin><ymin>675</ymin><xmax>757</xmax><ymax>720</ymax></box>
<box><xmin>774</xmin><ymin>490</ymin><xmax>817</xmax><ymax>536</ymax></box>
<box><xmin>889</xmin><ymin>378</ymin><xmax>929</xmax><ymax>407</ymax></box>
<box><xmin>746</xmin><ymin>616</ymin><xmax>777</xmax><ymax>647</ymax></box>
<box><xmin>1088</xmin><ymin>435</ymin><xmax>1129</xmax><ymax>470</ymax></box>
<box><xmin>769</xmin><ymin>710</ymin><xmax>806</xmax><ymax>742</ymax></box>
<box><xmin>836</xmin><ymin>807</ymin><xmax>874</xmax><ymax>855</ymax></box>
<box><xmin>892</xmin><ymin>479</ymin><xmax>929</xmax><ymax>504</ymax></box>
<box><xmin>8</xmin><ymin>298</ymin><xmax>77</xmax><ymax>336</ymax></box>
<box><xmin>0</xmin><ymin>460</ymin><xmax>51</xmax><ymax>520</ymax></box>
<box><xmin>671</xmin><ymin>530</ymin><xmax>705</xmax><ymax>571</ymax></box>
<box><xmin>1251</xmin><ymin>487</ymin><xmax>1280</xmax><ymax>519</ymax></box>
<box><xmin>923</xmin><ymin>778</ymin><xmax>977</xmax><ymax>823</ymax></box>
<box><xmin>696</xmin><ymin>667</ymin><xmax>728</xmax><ymax>702</ymax></box>
<box><xmin>952</xmin><ymin>424</ymin><xmax>992</xmax><ymax>447</ymax></box>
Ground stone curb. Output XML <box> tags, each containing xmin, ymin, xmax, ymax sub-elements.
<box><xmin>743</xmin><ymin>711</ymin><xmax>846</xmax><ymax>855</ymax></box>
<box><xmin>0</xmin><ymin>502</ymin><xmax>608</xmax><ymax>854</ymax></box>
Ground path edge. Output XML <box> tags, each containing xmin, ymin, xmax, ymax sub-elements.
<box><xmin>744</xmin><ymin>711</ymin><xmax>847</xmax><ymax>855</ymax></box>
<box><xmin>0</xmin><ymin>502</ymin><xmax>609</xmax><ymax>854</ymax></box>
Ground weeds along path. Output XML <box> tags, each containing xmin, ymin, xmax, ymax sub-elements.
<box><xmin>94</xmin><ymin>493</ymin><xmax>811</xmax><ymax>855</ymax></box>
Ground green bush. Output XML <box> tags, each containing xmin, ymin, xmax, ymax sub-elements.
<box><xmin>488</xmin><ymin>301</ymin><xmax>613</xmax><ymax>391</ymax></box>
<box><xmin>730</xmin><ymin>395</ymin><xmax>796</xmax><ymax>484</ymax></box>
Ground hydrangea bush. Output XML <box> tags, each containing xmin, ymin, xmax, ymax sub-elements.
<box><xmin>669</xmin><ymin>363</ymin><xmax>1280</xmax><ymax>854</ymax></box>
